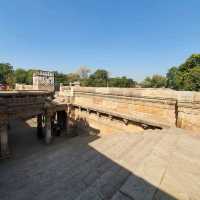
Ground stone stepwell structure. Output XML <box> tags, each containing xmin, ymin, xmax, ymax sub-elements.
<box><xmin>1</xmin><ymin>85</ymin><xmax>200</xmax><ymax>158</ymax></box>
<box><xmin>1</xmin><ymin>85</ymin><xmax>200</xmax><ymax>199</ymax></box>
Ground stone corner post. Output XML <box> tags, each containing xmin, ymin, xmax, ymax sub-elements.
<box><xmin>37</xmin><ymin>114</ymin><xmax>43</xmax><ymax>139</ymax></box>
<box><xmin>45</xmin><ymin>112</ymin><xmax>53</xmax><ymax>144</ymax></box>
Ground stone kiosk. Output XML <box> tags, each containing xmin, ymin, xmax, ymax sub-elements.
<box><xmin>33</xmin><ymin>70</ymin><xmax>55</xmax><ymax>91</ymax></box>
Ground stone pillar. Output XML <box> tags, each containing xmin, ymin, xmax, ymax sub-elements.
<box><xmin>45</xmin><ymin>114</ymin><xmax>52</xmax><ymax>144</ymax></box>
<box><xmin>0</xmin><ymin>120</ymin><xmax>9</xmax><ymax>158</ymax></box>
<box><xmin>57</xmin><ymin>111</ymin><xmax>62</xmax><ymax>129</ymax></box>
<box><xmin>62</xmin><ymin>111</ymin><xmax>67</xmax><ymax>131</ymax></box>
<box><xmin>57</xmin><ymin>111</ymin><xmax>67</xmax><ymax>134</ymax></box>
<box><xmin>37</xmin><ymin>114</ymin><xmax>43</xmax><ymax>139</ymax></box>
<box><xmin>67</xmin><ymin>106</ymin><xmax>75</xmax><ymax>136</ymax></box>
<box><xmin>65</xmin><ymin>111</ymin><xmax>68</xmax><ymax>134</ymax></box>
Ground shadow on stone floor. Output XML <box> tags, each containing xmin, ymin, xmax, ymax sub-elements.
<box><xmin>0</xmin><ymin>119</ymin><xmax>177</xmax><ymax>200</ymax></box>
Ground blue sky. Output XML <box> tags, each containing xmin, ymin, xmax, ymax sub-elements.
<box><xmin>0</xmin><ymin>0</ymin><xmax>200</xmax><ymax>81</ymax></box>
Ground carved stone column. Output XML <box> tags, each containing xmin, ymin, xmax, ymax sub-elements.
<box><xmin>0</xmin><ymin>117</ymin><xmax>9</xmax><ymax>158</ymax></box>
<box><xmin>57</xmin><ymin>111</ymin><xmax>63</xmax><ymax>129</ymax></box>
<box><xmin>37</xmin><ymin>114</ymin><xmax>43</xmax><ymax>139</ymax></box>
<box><xmin>45</xmin><ymin>114</ymin><xmax>52</xmax><ymax>144</ymax></box>
<box><xmin>57</xmin><ymin>111</ymin><xmax>67</xmax><ymax>134</ymax></box>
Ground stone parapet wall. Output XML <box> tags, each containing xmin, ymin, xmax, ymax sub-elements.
<box><xmin>60</xmin><ymin>87</ymin><xmax>200</xmax><ymax>133</ymax></box>
<box><xmin>72</xmin><ymin>87</ymin><xmax>200</xmax><ymax>101</ymax></box>
<box><xmin>15</xmin><ymin>83</ymin><xmax>54</xmax><ymax>92</ymax></box>
<box><xmin>15</xmin><ymin>84</ymin><xmax>33</xmax><ymax>90</ymax></box>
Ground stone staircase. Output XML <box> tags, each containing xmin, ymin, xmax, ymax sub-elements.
<box><xmin>0</xmin><ymin>127</ymin><xmax>200</xmax><ymax>200</ymax></box>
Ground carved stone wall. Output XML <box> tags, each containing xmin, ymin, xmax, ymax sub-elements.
<box><xmin>33</xmin><ymin>71</ymin><xmax>55</xmax><ymax>91</ymax></box>
<box><xmin>61</xmin><ymin>87</ymin><xmax>200</xmax><ymax>133</ymax></box>
<box><xmin>70</xmin><ymin>108</ymin><xmax>144</xmax><ymax>135</ymax></box>
<box><xmin>15</xmin><ymin>70</ymin><xmax>55</xmax><ymax>91</ymax></box>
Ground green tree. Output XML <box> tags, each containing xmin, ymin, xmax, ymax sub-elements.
<box><xmin>179</xmin><ymin>54</ymin><xmax>200</xmax><ymax>72</ymax></box>
<box><xmin>183</xmin><ymin>67</ymin><xmax>200</xmax><ymax>91</ymax></box>
<box><xmin>26</xmin><ymin>69</ymin><xmax>35</xmax><ymax>84</ymax></box>
<box><xmin>88</xmin><ymin>69</ymin><xmax>109</xmax><ymax>87</ymax></box>
<box><xmin>141</xmin><ymin>76</ymin><xmax>152</xmax><ymax>88</ymax></box>
<box><xmin>166</xmin><ymin>67</ymin><xmax>183</xmax><ymax>90</ymax></box>
<box><xmin>55</xmin><ymin>72</ymin><xmax>68</xmax><ymax>85</ymax></box>
<box><xmin>15</xmin><ymin>68</ymin><xmax>28</xmax><ymax>84</ymax></box>
<box><xmin>109</xmin><ymin>76</ymin><xmax>136</xmax><ymax>88</ymax></box>
<box><xmin>166</xmin><ymin>54</ymin><xmax>200</xmax><ymax>91</ymax></box>
<box><xmin>91</xmin><ymin>69</ymin><xmax>109</xmax><ymax>80</ymax></box>
<box><xmin>0</xmin><ymin>63</ymin><xmax>15</xmax><ymax>87</ymax></box>
<box><xmin>142</xmin><ymin>75</ymin><xmax>166</xmax><ymax>88</ymax></box>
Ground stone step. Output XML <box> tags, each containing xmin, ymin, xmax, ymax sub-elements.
<box><xmin>108</xmin><ymin>133</ymin><xmax>166</xmax><ymax>200</ymax></box>
<box><xmin>33</xmin><ymin>133</ymin><xmax>145</xmax><ymax>200</ymax></box>
<box><xmin>118</xmin><ymin>133</ymin><xmax>179</xmax><ymax>200</ymax></box>
<box><xmin>81</xmin><ymin>134</ymin><xmax>144</xmax><ymax>187</ymax></box>
<box><xmin>0</xmin><ymin>133</ymin><xmax>143</xmax><ymax>200</ymax></box>
<box><xmin>1</xmin><ymin>132</ymin><xmax>129</xmax><ymax>177</ymax></box>
<box><xmin>1</xmin><ymin>135</ymin><xmax>133</xmax><ymax>190</ymax></box>
<box><xmin>75</xmin><ymin>164</ymin><xmax>130</xmax><ymax>200</ymax></box>
<box><xmin>0</xmin><ymin>136</ymin><xmax>96</xmax><ymax>183</ymax></box>
<box><xmin>118</xmin><ymin>132</ymin><xmax>164</xmax><ymax>170</ymax></box>
<box><xmin>154</xmin><ymin>133</ymin><xmax>200</xmax><ymax>200</ymax></box>
<box><xmin>74</xmin><ymin>132</ymin><xmax>163</xmax><ymax>200</ymax></box>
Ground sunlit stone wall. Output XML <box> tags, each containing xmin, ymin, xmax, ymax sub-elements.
<box><xmin>61</xmin><ymin>86</ymin><xmax>200</xmax><ymax>133</ymax></box>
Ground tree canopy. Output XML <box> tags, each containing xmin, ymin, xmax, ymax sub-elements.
<box><xmin>166</xmin><ymin>54</ymin><xmax>200</xmax><ymax>91</ymax></box>
<box><xmin>0</xmin><ymin>63</ymin><xmax>15</xmax><ymax>86</ymax></box>
<box><xmin>140</xmin><ymin>54</ymin><xmax>200</xmax><ymax>91</ymax></box>
<box><xmin>1</xmin><ymin>54</ymin><xmax>200</xmax><ymax>91</ymax></box>
<box><xmin>141</xmin><ymin>75</ymin><xmax>166</xmax><ymax>88</ymax></box>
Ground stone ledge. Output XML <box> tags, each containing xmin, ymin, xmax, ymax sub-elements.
<box><xmin>74</xmin><ymin>92</ymin><xmax>177</xmax><ymax>105</ymax></box>
<box><xmin>72</xmin><ymin>103</ymin><xmax>171</xmax><ymax>129</ymax></box>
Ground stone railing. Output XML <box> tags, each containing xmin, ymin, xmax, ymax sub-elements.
<box><xmin>59</xmin><ymin>86</ymin><xmax>200</xmax><ymax>133</ymax></box>
<box><xmin>15</xmin><ymin>83</ymin><xmax>55</xmax><ymax>92</ymax></box>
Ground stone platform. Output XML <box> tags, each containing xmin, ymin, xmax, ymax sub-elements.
<box><xmin>0</xmin><ymin>120</ymin><xmax>199</xmax><ymax>200</ymax></box>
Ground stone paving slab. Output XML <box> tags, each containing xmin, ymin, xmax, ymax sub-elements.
<box><xmin>0</xmin><ymin>121</ymin><xmax>200</xmax><ymax>200</ymax></box>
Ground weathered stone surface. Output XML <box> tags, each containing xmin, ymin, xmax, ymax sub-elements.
<box><xmin>59</xmin><ymin>87</ymin><xmax>200</xmax><ymax>133</ymax></box>
<box><xmin>1</xmin><ymin>119</ymin><xmax>200</xmax><ymax>200</ymax></box>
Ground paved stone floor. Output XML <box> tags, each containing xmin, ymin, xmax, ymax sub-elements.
<box><xmin>0</xmin><ymin>120</ymin><xmax>200</xmax><ymax>200</ymax></box>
